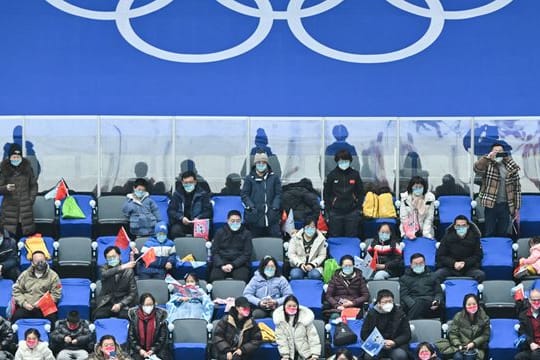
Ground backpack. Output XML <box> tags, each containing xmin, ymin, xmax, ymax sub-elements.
<box><xmin>25</xmin><ymin>234</ymin><xmax>51</xmax><ymax>260</ymax></box>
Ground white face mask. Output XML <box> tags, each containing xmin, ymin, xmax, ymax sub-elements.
<box><xmin>495</xmin><ymin>157</ymin><xmax>504</xmax><ymax>163</ymax></box>
<box><xmin>142</xmin><ymin>305</ymin><xmax>154</xmax><ymax>315</ymax></box>
<box><xmin>381</xmin><ymin>303</ymin><xmax>394</xmax><ymax>313</ymax></box>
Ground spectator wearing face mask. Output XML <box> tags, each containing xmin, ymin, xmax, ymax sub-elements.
<box><xmin>399</xmin><ymin>176</ymin><xmax>436</xmax><ymax>240</ymax></box>
<box><xmin>288</xmin><ymin>216</ymin><xmax>327</xmax><ymax>280</ymax></box>
<box><xmin>136</xmin><ymin>222</ymin><xmax>176</xmax><ymax>280</ymax></box>
<box><xmin>168</xmin><ymin>170</ymin><xmax>212</xmax><ymax>238</ymax></box>
<box><xmin>50</xmin><ymin>310</ymin><xmax>95</xmax><ymax>360</ymax></box>
<box><xmin>88</xmin><ymin>335</ymin><xmax>130</xmax><ymax>360</ymax></box>
<box><xmin>128</xmin><ymin>293</ymin><xmax>170</xmax><ymax>360</ymax></box>
<box><xmin>367</xmin><ymin>223</ymin><xmax>404</xmax><ymax>280</ymax></box>
<box><xmin>399</xmin><ymin>253</ymin><xmax>443</xmax><ymax>320</ymax></box>
<box><xmin>11</xmin><ymin>251</ymin><xmax>62</xmax><ymax>325</ymax></box>
<box><xmin>122</xmin><ymin>178</ymin><xmax>161</xmax><ymax>237</ymax></box>
<box><xmin>210</xmin><ymin>210</ymin><xmax>253</xmax><ymax>283</ymax></box>
<box><xmin>360</xmin><ymin>289</ymin><xmax>411</xmax><ymax>360</ymax></box>
<box><xmin>14</xmin><ymin>328</ymin><xmax>54</xmax><ymax>360</ymax></box>
<box><xmin>515</xmin><ymin>287</ymin><xmax>540</xmax><ymax>360</ymax></box>
<box><xmin>415</xmin><ymin>342</ymin><xmax>440</xmax><ymax>360</ymax></box>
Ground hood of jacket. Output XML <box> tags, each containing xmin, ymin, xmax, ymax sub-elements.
<box><xmin>127</xmin><ymin>192</ymin><xmax>150</xmax><ymax>202</ymax></box>
<box><xmin>443</xmin><ymin>220</ymin><xmax>482</xmax><ymax>240</ymax></box>
<box><xmin>272</xmin><ymin>305</ymin><xmax>314</xmax><ymax>326</ymax></box>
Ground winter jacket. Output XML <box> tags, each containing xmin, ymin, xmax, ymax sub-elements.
<box><xmin>474</xmin><ymin>155</ymin><xmax>521</xmax><ymax>214</ymax></box>
<box><xmin>367</xmin><ymin>237</ymin><xmax>404</xmax><ymax>278</ymax></box>
<box><xmin>88</xmin><ymin>343</ymin><xmax>131</xmax><ymax>360</ymax></box>
<box><xmin>399</xmin><ymin>267</ymin><xmax>443</xmax><ymax>310</ymax></box>
<box><xmin>323</xmin><ymin>167</ymin><xmax>363</xmax><ymax>214</ymax></box>
<box><xmin>325</xmin><ymin>268</ymin><xmax>369</xmax><ymax>309</ymax></box>
<box><xmin>273</xmin><ymin>305</ymin><xmax>321</xmax><ymax>359</ymax></box>
<box><xmin>517</xmin><ymin>303</ymin><xmax>540</xmax><ymax>349</ymax></box>
<box><xmin>96</xmin><ymin>265</ymin><xmax>137</xmax><ymax>310</ymax></box>
<box><xmin>122</xmin><ymin>193</ymin><xmax>161</xmax><ymax>236</ymax></box>
<box><xmin>241</xmin><ymin>166</ymin><xmax>282</xmax><ymax>228</ymax></box>
<box><xmin>448</xmin><ymin>308</ymin><xmax>490</xmax><ymax>360</ymax></box>
<box><xmin>520</xmin><ymin>243</ymin><xmax>540</xmax><ymax>274</ymax></box>
<box><xmin>14</xmin><ymin>341</ymin><xmax>54</xmax><ymax>360</ymax></box>
<box><xmin>281</xmin><ymin>179</ymin><xmax>321</xmax><ymax>221</ymax></box>
<box><xmin>243</xmin><ymin>271</ymin><xmax>293</xmax><ymax>308</ymax></box>
<box><xmin>288</xmin><ymin>229</ymin><xmax>327</xmax><ymax>275</ymax></box>
<box><xmin>0</xmin><ymin>316</ymin><xmax>13</xmax><ymax>352</ymax></box>
<box><xmin>0</xmin><ymin>158</ymin><xmax>38</xmax><ymax>235</ymax></box>
<box><xmin>167</xmin><ymin>186</ymin><xmax>212</xmax><ymax>224</ymax></box>
<box><xmin>399</xmin><ymin>191</ymin><xmax>436</xmax><ymax>239</ymax></box>
<box><xmin>0</xmin><ymin>231</ymin><xmax>18</xmax><ymax>278</ymax></box>
<box><xmin>361</xmin><ymin>305</ymin><xmax>411</xmax><ymax>352</ymax></box>
<box><xmin>212</xmin><ymin>225</ymin><xmax>252</xmax><ymax>269</ymax></box>
<box><xmin>50</xmin><ymin>319</ymin><xmax>94</xmax><ymax>353</ymax></box>
<box><xmin>136</xmin><ymin>237</ymin><xmax>176</xmax><ymax>277</ymax></box>
<box><xmin>213</xmin><ymin>308</ymin><xmax>262</xmax><ymax>359</ymax></box>
<box><xmin>128</xmin><ymin>307</ymin><xmax>170</xmax><ymax>360</ymax></box>
<box><xmin>436</xmin><ymin>223</ymin><xmax>483</xmax><ymax>273</ymax></box>
<box><xmin>166</xmin><ymin>287</ymin><xmax>214</xmax><ymax>323</ymax></box>
<box><xmin>12</xmin><ymin>265</ymin><xmax>62</xmax><ymax>308</ymax></box>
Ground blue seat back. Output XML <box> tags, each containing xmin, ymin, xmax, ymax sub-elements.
<box><xmin>403</xmin><ymin>237</ymin><xmax>437</xmax><ymax>269</ymax></box>
<box><xmin>15</xmin><ymin>319</ymin><xmax>50</xmax><ymax>342</ymax></box>
<box><xmin>19</xmin><ymin>236</ymin><xmax>55</xmax><ymax>270</ymax></box>
<box><xmin>327</xmin><ymin>237</ymin><xmax>361</xmax><ymax>261</ymax></box>
<box><xmin>94</xmin><ymin>318</ymin><xmax>129</xmax><ymax>345</ymax></box>
<box><xmin>96</xmin><ymin>236</ymin><xmax>131</xmax><ymax>267</ymax></box>
<box><xmin>149</xmin><ymin>195</ymin><xmax>170</xmax><ymax>225</ymax></box>
<box><xmin>58</xmin><ymin>278</ymin><xmax>91</xmax><ymax>320</ymax></box>
<box><xmin>481</xmin><ymin>237</ymin><xmax>513</xmax><ymax>280</ymax></box>
<box><xmin>211</xmin><ymin>196</ymin><xmax>244</xmax><ymax>231</ymax></box>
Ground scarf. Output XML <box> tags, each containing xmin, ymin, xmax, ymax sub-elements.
<box><xmin>137</xmin><ymin>307</ymin><xmax>157</xmax><ymax>351</ymax></box>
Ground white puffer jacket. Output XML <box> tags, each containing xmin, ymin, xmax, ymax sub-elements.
<box><xmin>273</xmin><ymin>305</ymin><xmax>321</xmax><ymax>360</ymax></box>
<box><xmin>288</xmin><ymin>229</ymin><xmax>327</xmax><ymax>274</ymax></box>
<box><xmin>14</xmin><ymin>341</ymin><xmax>55</xmax><ymax>360</ymax></box>
<box><xmin>399</xmin><ymin>191</ymin><xmax>436</xmax><ymax>239</ymax></box>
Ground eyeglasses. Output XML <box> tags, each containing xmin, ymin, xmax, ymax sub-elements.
<box><xmin>530</xmin><ymin>298</ymin><xmax>540</xmax><ymax>303</ymax></box>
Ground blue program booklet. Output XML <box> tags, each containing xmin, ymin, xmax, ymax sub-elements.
<box><xmin>361</xmin><ymin>327</ymin><xmax>385</xmax><ymax>357</ymax></box>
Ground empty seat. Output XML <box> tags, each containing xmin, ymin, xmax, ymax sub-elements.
<box><xmin>96</xmin><ymin>195</ymin><xmax>128</xmax><ymax>237</ymax></box>
<box><xmin>327</xmin><ymin>237</ymin><xmax>361</xmax><ymax>262</ymax></box>
<box><xmin>480</xmin><ymin>280</ymin><xmax>516</xmax><ymax>319</ymax></box>
<box><xmin>210</xmin><ymin>280</ymin><xmax>246</xmax><ymax>319</ymax></box>
<box><xmin>55</xmin><ymin>237</ymin><xmax>94</xmax><ymax>280</ymax></box>
<box><xmin>489</xmin><ymin>318</ymin><xmax>519</xmax><ymax>360</ymax></box>
<box><xmin>251</xmin><ymin>237</ymin><xmax>284</xmax><ymax>272</ymax></box>
<box><xmin>443</xmin><ymin>279</ymin><xmax>478</xmax><ymax>321</ymax></box>
<box><xmin>58</xmin><ymin>278</ymin><xmax>92</xmax><ymax>320</ymax></box>
<box><xmin>409</xmin><ymin>319</ymin><xmax>442</xmax><ymax>351</ymax></box>
<box><xmin>211</xmin><ymin>196</ymin><xmax>244</xmax><ymax>232</ymax></box>
<box><xmin>173</xmin><ymin>318</ymin><xmax>209</xmax><ymax>360</ymax></box>
<box><xmin>136</xmin><ymin>279</ymin><xmax>169</xmax><ymax>306</ymax></box>
<box><xmin>149</xmin><ymin>195</ymin><xmax>170</xmax><ymax>226</ymax></box>
<box><xmin>33</xmin><ymin>195</ymin><xmax>57</xmax><ymax>237</ymax></box>
<box><xmin>19</xmin><ymin>236</ymin><xmax>55</xmax><ymax>271</ymax></box>
<box><xmin>367</xmin><ymin>279</ymin><xmax>400</xmax><ymax>305</ymax></box>
<box><xmin>520</xmin><ymin>194</ymin><xmax>540</xmax><ymax>237</ymax></box>
<box><xmin>58</xmin><ymin>194</ymin><xmax>95</xmax><ymax>238</ymax></box>
<box><xmin>290</xmin><ymin>280</ymin><xmax>324</xmax><ymax>319</ymax></box>
<box><xmin>481</xmin><ymin>237</ymin><xmax>513</xmax><ymax>280</ymax></box>
<box><xmin>94</xmin><ymin>318</ymin><xmax>129</xmax><ymax>346</ymax></box>
<box><xmin>174</xmin><ymin>237</ymin><xmax>208</xmax><ymax>280</ymax></box>
<box><xmin>403</xmin><ymin>237</ymin><xmax>437</xmax><ymax>270</ymax></box>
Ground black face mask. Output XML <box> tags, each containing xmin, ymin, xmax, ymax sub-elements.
<box><xmin>34</xmin><ymin>261</ymin><xmax>48</xmax><ymax>272</ymax></box>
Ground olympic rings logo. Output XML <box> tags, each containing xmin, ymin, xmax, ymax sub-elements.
<box><xmin>45</xmin><ymin>0</ymin><xmax>513</xmax><ymax>63</ymax></box>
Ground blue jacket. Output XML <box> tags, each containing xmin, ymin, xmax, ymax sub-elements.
<box><xmin>241</xmin><ymin>167</ymin><xmax>282</xmax><ymax>228</ymax></box>
<box><xmin>166</xmin><ymin>287</ymin><xmax>214</xmax><ymax>323</ymax></box>
<box><xmin>243</xmin><ymin>271</ymin><xmax>293</xmax><ymax>307</ymax></box>
<box><xmin>167</xmin><ymin>186</ymin><xmax>212</xmax><ymax>224</ymax></box>
<box><xmin>137</xmin><ymin>236</ymin><xmax>176</xmax><ymax>276</ymax></box>
<box><xmin>122</xmin><ymin>193</ymin><xmax>161</xmax><ymax>236</ymax></box>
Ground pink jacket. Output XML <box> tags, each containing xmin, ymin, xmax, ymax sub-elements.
<box><xmin>521</xmin><ymin>243</ymin><xmax>540</xmax><ymax>274</ymax></box>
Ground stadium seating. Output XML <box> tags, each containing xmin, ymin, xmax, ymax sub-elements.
<box><xmin>57</xmin><ymin>278</ymin><xmax>91</xmax><ymax>320</ymax></box>
<box><xmin>481</xmin><ymin>237</ymin><xmax>513</xmax><ymax>280</ymax></box>
<box><xmin>209</xmin><ymin>280</ymin><xmax>246</xmax><ymax>319</ymax></box>
<box><xmin>443</xmin><ymin>279</ymin><xmax>478</xmax><ymax>321</ymax></box>
<box><xmin>488</xmin><ymin>318</ymin><xmax>519</xmax><ymax>360</ymax></box>
<box><xmin>520</xmin><ymin>194</ymin><xmax>540</xmax><ymax>238</ymax></box>
<box><xmin>251</xmin><ymin>237</ymin><xmax>284</xmax><ymax>272</ymax></box>
<box><xmin>58</xmin><ymin>194</ymin><xmax>95</xmax><ymax>238</ymax></box>
<box><xmin>173</xmin><ymin>237</ymin><xmax>208</xmax><ymax>280</ymax></box>
<box><xmin>329</xmin><ymin>318</ymin><xmax>363</xmax><ymax>357</ymax></box>
<box><xmin>33</xmin><ymin>195</ymin><xmax>57</xmax><ymax>238</ymax></box>
<box><xmin>479</xmin><ymin>280</ymin><xmax>516</xmax><ymax>318</ymax></box>
<box><xmin>136</xmin><ymin>279</ymin><xmax>170</xmax><ymax>306</ymax></box>
<box><xmin>96</xmin><ymin>195</ymin><xmax>128</xmax><ymax>237</ymax></box>
<box><xmin>290</xmin><ymin>280</ymin><xmax>324</xmax><ymax>319</ymax></box>
<box><xmin>327</xmin><ymin>237</ymin><xmax>361</xmax><ymax>262</ymax></box>
<box><xmin>403</xmin><ymin>237</ymin><xmax>437</xmax><ymax>269</ymax></box>
<box><xmin>211</xmin><ymin>195</ymin><xmax>244</xmax><ymax>233</ymax></box>
<box><xmin>436</xmin><ymin>196</ymin><xmax>472</xmax><ymax>238</ymax></box>
<box><xmin>13</xmin><ymin>318</ymin><xmax>50</xmax><ymax>342</ymax></box>
<box><xmin>367</xmin><ymin>279</ymin><xmax>400</xmax><ymax>305</ymax></box>
<box><xmin>93</xmin><ymin>318</ymin><xmax>129</xmax><ymax>346</ymax></box>
<box><xmin>55</xmin><ymin>237</ymin><xmax>94</xmax><ymax>280</ymax></box>
<box><xmin>254</xmin><ymin>318</ymin><xmax>279</xmax><ymax>360</ymax></box>
<box><xmin>173</xmin><ymin>318</ymin><xmax>209</xmax><ymax>360</ymax></box>
<box><xmin>19</xmin><ymin>236</ymin><xmax>55</xmax><ymax>270</ymax></box>
<box><xmin>0</xmin><ymin>279</ymin><xmax>13</xmax><ymax>318</ymax></box>
<box><xmin>409</xmin><ymin>319</ymin><xmax>442</xmax><ymax>351</ymax></box>
<box><xmin>149</xmin><ymin>194</ymin><xmax>170</xmax><ymax>226</ymax></box>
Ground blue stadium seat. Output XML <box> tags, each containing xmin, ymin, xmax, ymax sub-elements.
<box><xmin>14</xmin><ymin>319</ymin><xmax>50</xmax><ymax>342</ymax></box>
<box><xmin>57</xmin><ymin>278</ymin><xmax>91</xmax><ymax>320</ymax></box>
<box><xmin>251</xmin><ymin>237</ymin><xmax>284</xmax><ymax>273</ymax></box>
<box><xmin>437</xmin><ymin>196</ymin><xmax>471</xmax><ymax>238</ymax></box>
<box><xmin>0</xmin><ymin>279</ymin><xmax>13</xmax><ymax>318</ymax></box>
<box><xmin>96</xmin><ymin>236</ymin><xmax>131</xmax><ymax>268</ymax></box>
<box><xmin>19</xmin><ymin>236</ymin><xmax>55</xmax><ymax>270</ymax></box>
<box><xmin>443</xmin><ymin>279</ymin><xmax>478</xmax><ymax>321</ymax></box>
<box><xmin>327</xmin><ymin>237</ymin><xmax>361</xmax><ymax>262</ymax></box>
<box><xmin>211</xmin><ymin>196</ymin><xmax>244</xmax><ymax>232</ymax></box>
<box><xmin>173</xmin><ymin>318</ymin><xmax>208</xmax><ymax>360</ymax></box>
<box><xmin>94</xmin><ymin>318</ymin><xmax>129</xmax><ymax>346</ymax></box>
<box><xmin>173</xmin><ymin>237</ymin><xmax>208</xmax><ymax>280</ymax></box>
<box><xmin>489</xmin><ymin>318</ymin><xmax>519</xmax><ymax>360</ymax></box>
<box><xmin>520</xmin><ymin>194</ymin><xmax>540</xmax><ymax>237</ymax></box>
<box><xmin>363</xmin><ymin>218</ymin><xmax>397</xmax><ymax>240</ymax></box>
<box><xmin>59</xmin><ymin>194</ymin><xmax>95</xmax><ymax>238</ymax></box>
<box><xmin>149</xmin><ymin>195</ymin><xmax>170</xmax><ymax>226</ymax></box>
<box><xmin>481</xmin><ymin>237</ymin><xmax>513</xmax><ymax>280</ymax></box>
<box><xmin>254</xmin><ymin>318</ymin><xmax>279</xmax><ymax>360</ymax></box>
<box><xmin>403</xmin><ymin>237</ymin><xmax>437</xmax><ymax>269</ymax></box>
<box><xmin>290</xmin><ymin>280</ymin><xmax>323</xmax><ymax>319</ymax></box>
<box><xmin>330</xmin><ymin>319</ymin><xmax>363</xmax><ymax>357</ymax></box>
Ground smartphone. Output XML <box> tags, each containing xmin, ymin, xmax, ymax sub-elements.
<box><xmin>109</xmin><ymin>351</ymin><xmax>117</xmax><ymax>358</ymax></box>
<box><xmin>496</xmin><ymin>152</ymin><xmax>508</xmax><ymax>158</ymax></box>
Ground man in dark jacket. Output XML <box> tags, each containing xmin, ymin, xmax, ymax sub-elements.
<box><xmin>241</xmin><ymin>151</ymin><xmax>282</xmax><ymax>237</ymax></box>
<box><xmin>323</xmin><ymin>149</ymin><xmax>363</xmax><ymax>238</ymax></box>
<box><xmin>0</xmin><ymin>143</ymin><xmax>38</xmax><ymax>237</ymax></box>
<box><xmin>50</xmin><ymin>310</ymin><xmax>95</xmax><ymax>360</ymax></box>
<box><xmin>168</xmin><ymin>170</ymin><xmax>212</xmax><ymax>238</ymax></box>
<box><xmin>516</xmin><ymin>287</ymin><xmax>540</xmax><ymax>360</ymax></box>
<box><xmin>281</xmin><ymin>178</ymin><xmax>321</xmax><ymax>223</ymax></box>
<box><xmin>0</xmin><ymin>315</ymin><xmax>14</xmax><ymax>358</ymax></box>
<box><xmin>435</xmin><ymin>215</ymin><xmax>485</xmax><ymax>283</ymax></box>
<box><xmin>210</xmin><ymin>210</ymin><xmax>252</xmax><ymax>283</ymax></box>
<box><xmin>400</xmin><ymin>253</ymin><xmax>443</xmax><ymax>320</ymax></box>
<box><xmin>361</xmin><ymin>289</ymin><xmax>411</xmax><ymax>360</ymax></box>
<box><xmin>94</xmin><ymin>246</ymin><xmax>137</xmax><ymax>320</ymax></box>
<box><xmin>0</xmin><ymin>227</ymin><xmax>19</xmax><ymax>281</ymax></box>
<box><xmin>213</xmin><ymin>296</ymin><xmax>262</xmax><ymax>360</ymax></box>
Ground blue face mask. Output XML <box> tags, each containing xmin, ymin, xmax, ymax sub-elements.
<box><xmin>455</xmin><ymin>227</ymin><xmax>468</xmax><ymax>237</ymax></box>
<box><xmin>183</xmin><ymin>183</ymin><xmax>195</xmax><ymax>193</ymax></box>
<box><xmin>229</xmin><ymin>222</ymin><xmax>241</xmax><ymax>231</ymax></box>
<box><xmin>412</xmin><ymin>187</ymin><xmax>424</xmax><ymax>197</ymax></box>
<box><xmin>134</xmin><ymin>189</ymin><xmax>145</xmax><ymax>198</ymax></box>
<box><xmin>107</xmin><ymin>258</ymin><xmax>120</xmax><ymax>267</ymax></box>
<box><xmin>342</xmin><ymin>266</ymin><xmax>354</xmax><ymax>275</ymax></box>
<box><xmin>304</xmin><ymin>227</ymin><xmax>316</xmax><ymax>238</ymax></box>
<box><xmin>378</xmin><ymin>232</ymin><xmax>391</xmax><ymax>242</ymax></box>
<box><xmin>337</xmin><ymin>160</ymin><xmax>350</xmax><ymax>171</ymax></box>
<box><xmin>256</xmin><ymin>163</ymin><xmax>267</xmax><ymax>173</ymax></box>
<box><xmin>264</xmin><ymin>267</ymin><xmax>275</xmax><ymax>278</ymax></box>
<box><xmin>412</xmin><ymin>265</ymin><xmax>425</xmax><ymax>274</ymax></box>
<box><xmin>157</xmin><ymin>234</ymin><xmax>167</xmax><ymax>243</ymax></box>
<box><xmin>10</xmin><ymin>159</ymin><xmax>21</xmax><ymax>167</ymax></box>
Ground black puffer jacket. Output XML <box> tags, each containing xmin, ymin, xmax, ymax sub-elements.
<box><xmin>128</xmin><ymin>307</ymin><xmax>170</xmax><ymax>360</ymax></box>
<box><xmin>436</xmin><ymin>223</ymin><xmax>483</xmax><ymax>272</ymax></box>
<box><xmin>213</xmin><ymin>308</ymin><xmax>262</xmax><ymax>359</ymax></box>
<box><xmin>0</xmin><ymin>158</ymin><xmax>38</xmax><ymax>235</ymax></box>
<box><xmin>96</xmin><ymin>266</ymin><xmax>137</xmax><ymax>310</ymax></box>
<box><xmin>323</xmin><ymin>167</ymin><xmax>363</xmax><ymax>214</ymax></box>
<box><xmin>50</xmin><ymin>319</ymin><xmax>94</xmax><ymax>353</ymax></box>
<box><xmin>361</xmin><ymin>305</ymin><xmax>411</xmax><ymax>352</ymax></box>
<box><xmin>400</xmin><ymin>267</ymin><xmax>443</xmax><ymax>309</ymax></box>
<box><xmin>281</xmin><ymin>178</ymin><xmax>320</xmax><ymax>222</ymax></box>
<box><xmin>0</xmin><ymin>316</ymin><xmax>14</xmax><ymax>352</ymax></box>
<box><xmin>212</xmin><ymin>225</ymin><xmax>253</xmax><ymax>269</ymax></box>
<box><xmin>241</xmin><ymin>166</ymin><xmax>282</xmax><ymax>228</ymax></box>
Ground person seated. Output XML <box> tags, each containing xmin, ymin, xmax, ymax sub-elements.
<box><xmin>12</xmin><ymin>250</ymin><xmax>62</xmax><ymax>325</ymax></box>
<box><xmin>435</xmin><ymin>215</ymin><xmax>485</xmax><ymax>283</ymax></box>
<box><xmin>219</xmin><ymin>173</ymin><xmax>242</xmax><ymax>196</ymax></box>
<box><xmin>14</xmin><ymin>328</ymin><xmax>54</xmax><ymax>360</ymax></box>
<box><xmin>137</xmin><ymin>222</ymin><xmax>176</xmax><ymax>280</ymax></box>
<box><xmin>288</xmin><ymin>216</ymin><xmax>327</xmax><ymax>280</ymax></box>
<box><xmin>128</xmin><ymin>293</ymin><xmax>170</xmax><ymax>360</ymax></box>
<box><xmin>281</xmin><ymin>178</ymin><xmax>321</xmax><ymax>224</ymax></box>
<box><xmin>0</xmin><ymin>315</ymin><xmax>14</xmax><ymax>359</ymax></box>
<box><xmin>415</xmin><ymin>342</ymin><xmax>440</xmax><ymax>360</ymax></box>
<box><xmin>167</xmin><ymin>170</ymin><xmax>212</xmax><ymax>238</ymax></box>
<box><xmin>515</xmin><ymin>236</ymin><xmax>540</xmax><ymax>280</ymax></box>
<box><xmin>328</xmin><ymin>348</ymin><xmax>359</xmax><ymax>360</ymax></box>
<box><xmin>361</xmin><ymin>289</ymin><xmax>411</xmax><ymax>360</ymax></box>
<box><xmin>166</xmin><ymin>273</ymin><xmax>214</xmax><ymax>323</ymax></box>
<box><xmin>209</xmin><ymin>210</ymin><xmax>252</xmax><ymax>283</ymax></box>
<box><xmin>399</xmin><ymin>253</ymin><xmax>443</xmax><ymax>320</ymax></box>
<box><xmin>94</xmin><ymin>246</ymin><xmax>137</xmax><ymax>320</ymax></box>
<box><xmin>325</xmin><ymin>255</ymin><xmax>369</xmax><ymax>320</ymax></box>
<box><xmin>367</xmin><ymin>223</ymin><xmax>404</xmax><ymax>280</ymax></box>
<box><xmin>515</xmin><ymin>286</ymin><xmax>540</xmax><ymax>360</ymax></box>
<box><xmin>50</xmin><ymin>310</ymin><xmax>94</xmax><ymax>360</ymax></box>
<box><xmin>122</xmin><ymin>178</ymin><xmax>161</xmax><ymax>237</ymax></box>
<box><xmin>399</xmin><ymin>176</ymin><xmax>436</xmax><ymax>240</ymax></box>
<box><xmin>213</xmin><ymin>296</ymin><xmax>262</xmax><ymax>360</ymax></box>
<box><xmin>244</xmin><ymin>256</ymin><xmax>293</xmax><ymax>319</ymax></box>
<box><xmin>88</xmin><ymin>335</ymin><xmax>131</xmax><ymax>360</ymax></box>
<box><xmin>0</xmin><ymin>226</ymin><xmax>19</xmax><ymax>281</ymax></box>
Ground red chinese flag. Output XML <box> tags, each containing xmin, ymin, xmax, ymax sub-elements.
<box><xmin>115</xmin><ymin>227</ymin><xmax>130</xmax><ymax>250</ymax></box>
<box><xmin>35</xmin><ymin>291</ymin><xmax>57</xmax><ymax>317</ymax></box>
<box><xmin>54</xmin><ymin>179</ymin><xmax>69</xmax><ymax>201</ymax></box>
<box><xmin>141</xmin><ymin>247</ymin><xmax>157</xmax><ymax>268</ymax></box>
<box><xmin>369</xmin><ymin>250</ymin><xmax>378</xmax><ymax>271</ymax></box>
<box><xmin>317</xmin><ymin>212</ymin><xmax>329</xmax><ymax>232</ymax></box>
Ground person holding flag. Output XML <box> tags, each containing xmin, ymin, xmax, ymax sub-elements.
<box><xmin>94</xmin><ymin>246</ymin><xmax>137</xmax><ymax>320</ymax></box>
<box><xmin>366</xmin><ymin>223</ymin><xmax>404</xmax><ymax>280</ymax></box>
<box><xmin>136</xmin><ymin>222</ymin><xmax>176</xmax><ymax>279</ymax></box>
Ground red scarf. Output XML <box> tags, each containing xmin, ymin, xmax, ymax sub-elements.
<box><xmin>137</xmin><ymin>307</ymin><xmax>157</xmax><ymax>351</ymax></box>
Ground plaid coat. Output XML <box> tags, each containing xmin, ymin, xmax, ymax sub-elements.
<box><xmin>474</xmin><ymin>156</ymin><xmax>521</xmax><ymax>214</ymax></box>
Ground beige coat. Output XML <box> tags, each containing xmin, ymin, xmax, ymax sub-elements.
<box><xmin>273</xmin><ymin>305</ymin><xmax>321</xmax><ymax>360</ymax></box>
<box><xmin>288</xmin><ymin>229</ymin><xmax>327</xmax><ymax>274</ymax></box>
<box><xmin>12</xmin><ymin>266</ymin><xmax>62</xmax><ymax>307</ymax></box>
